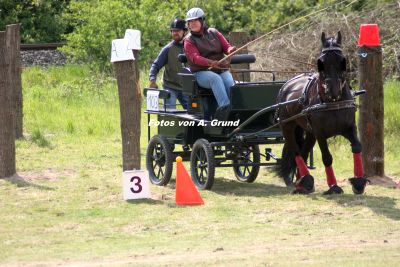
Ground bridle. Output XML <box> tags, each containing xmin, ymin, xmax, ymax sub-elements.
<box><xmin>317</xmin><ymin>45</ymin><xmax>347</xmax><ymax>102</ymax></box>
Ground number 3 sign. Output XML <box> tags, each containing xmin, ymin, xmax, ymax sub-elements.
<box><xmin>122</xmin><ymin>170</ymin><xmax>151</xmax><ymax>200</ymax></box>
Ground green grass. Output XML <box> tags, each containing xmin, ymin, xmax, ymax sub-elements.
<box><xmin>0</xmin><ymin>65</ymin><xmax>399</xmax><ymax>266</ymax></box>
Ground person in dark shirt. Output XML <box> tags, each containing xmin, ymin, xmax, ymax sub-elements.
<box><xmin>149</xmin><ymin>18</ymin><xmax>188</xmax><ymax>109</ymax></box>
<box><xmin>184</xmin><ymin>7</ymin><xmax>236</xmax><ymax>120</ymax></box>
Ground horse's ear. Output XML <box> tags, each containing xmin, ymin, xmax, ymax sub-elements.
<box><xmin>337</xmin><ymin>31</ymin><xmax>342</xmax><ymax>46</ymax></box>
<box><xmin>321</xmin><ymin>32</ymin><xmax>326</xmax><ymax>46</ymax></box>
<box><xmin>317</xmin><ymin>58</ymin><xmax>324</xmax><ymax>72</ymax></box>
<box><xmin>341</xmin><ymin>57</ymin><xmax>347</xmax><ymax>71</ymax></box>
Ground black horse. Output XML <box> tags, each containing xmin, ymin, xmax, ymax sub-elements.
<box><xmin>275</xmin><ymin>31</ymin><xmax>369</xmax><ymax>194</ymax></box>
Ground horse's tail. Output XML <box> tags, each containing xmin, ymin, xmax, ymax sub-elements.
<box><xmin>275</xmin><ymin>126</ymin><xmax>304</xmax><ymax>186</ymax></box>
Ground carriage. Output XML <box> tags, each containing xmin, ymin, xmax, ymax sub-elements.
<box><xmin>144</xmin><ymin>54</ymin><xmax>314</xmax><ymax>190</ymax></box>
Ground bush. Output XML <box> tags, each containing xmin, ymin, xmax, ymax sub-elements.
<box><xmin>0</xmin><ymin>0</ymin><xmax>69</xmax><ymax>43</ymax></box>
<box><xmin>61</xmin><ymin>0</ymin><xmax>183</xmax><ymax>72</ymax></box>
<box><xmin>60</xmin><ymin>0</ymin><xmax>396</xmax><ymax>73</ymax></box>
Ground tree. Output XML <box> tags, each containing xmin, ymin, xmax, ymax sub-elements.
<box><xmin>0</xmin><ymin>0</ymin><xmax>70</xmax><ymax>43</ymax></box>
<box><xmin>61</xmin><ymin>0</ymin><xmax>183</xmax><ymax>72</ymax></box>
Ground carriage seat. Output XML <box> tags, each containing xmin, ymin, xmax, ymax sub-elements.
<box><xmin>177</xmin><ymin>54</ymin><xmax>256</xmax><ymax>120</ymax></box>
<box><xmin>177</xmin><ymin>54</ymin><xmax>256</xmax><ymax>65</ymax></box>
<box><xmin>177</xmin><ymin>54</ymin><xmax>256</xmax><ymax>96</ymax></box>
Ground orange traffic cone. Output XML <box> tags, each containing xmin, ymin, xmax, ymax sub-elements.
<box><xmin>175</xmin><ymin>156</ymin><xmax>204</xmax><ymax>205</ymax></box>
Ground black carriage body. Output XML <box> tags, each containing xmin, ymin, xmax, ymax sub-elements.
<box><xmin>147</xmin><ymin>80</ymin><xmax>285</xmax><ymax>144</ymax></box>
<box><xmin>155</xmin><ymin>113</ymin><xmax>204</xmax><ymax>145</ymax></box>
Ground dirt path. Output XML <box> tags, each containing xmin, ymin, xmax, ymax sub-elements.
<box><xmin>5</xmin><ymin>238</ymin><xmax>400</xmax><ymax>266</ymax></box>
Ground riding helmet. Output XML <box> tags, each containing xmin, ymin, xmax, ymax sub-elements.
<box><xmin>170</xmin><ymin>18</ymin><xmax>187</xmax><ymax>30</ymax></box>
<box><xmin>186</xmin><ymin>7</ymin><xmax>205</xmax><ymax>21</ymax></box>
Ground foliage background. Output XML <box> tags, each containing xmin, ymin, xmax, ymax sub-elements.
<box><xmin>0</xmin><ymin>0</ymin><xmax>70</xmax><ymax>43</ymax></box>
<box><xmin>2</xmin><ymin>0</ymin><xmax>396</xmax><ymax>72</ymax></box>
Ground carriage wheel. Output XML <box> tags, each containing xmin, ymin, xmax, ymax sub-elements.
<box><xmin>146</xmin><ymin>135</ymin><xmax>173</xmax><ymax>186</ymax></box>
<box><xmin>233</xmin><ymin>144</ymin><xmax>260</xmax><ymax>183</ymax></box>
<box><xmin>190</xmin><ymin>139</ymin><xmax>215</xmax><ymax>190</ymax></box>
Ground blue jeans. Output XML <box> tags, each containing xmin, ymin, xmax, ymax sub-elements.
<box><xmin>194</xmin><ymin>70</ymin><xmax>235</xmax><ymax>107</ymax></box>
<box><xmin>164</xmin><ymin>87</ymin><xmax>188</xmax><ymax>109</ymax></box>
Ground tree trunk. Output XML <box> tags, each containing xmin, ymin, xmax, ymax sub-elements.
<box><xmin>228</xmin><ymin>32</ymin><xmax>250</xmax><ymax>82</ymax></box>
<box><xmin>0</xmin><ymin>31</ymin><xmax>16</xmax><ymax>178</ymax></box>
<box><xmin>113</xmin><ymin>58</ymin><xmax>141</xmax><ymax>171</ymax></box>
<box><xmin>6</xmin><ymin>24</ymin><xmax>23</xmax><ymax>139</ymax></box>
<box><xmin>358</xmin><ymin>45</ymin><xmax>384</xmax><ymax>178</ymax></box>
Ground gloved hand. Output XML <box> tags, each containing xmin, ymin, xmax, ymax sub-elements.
<box><xmin>227</xmin><ymin>46</ymin><xmax>237</xmax><ymax>55</ymax></box>
<box><xmin>208</xmin><ymin>59</ymin><xmax>220</xmax><ymax>69</ymax></box>
<box><xmin>149</xmin><ymin>80</ymin><xmax>158</xmax><ymax>88</ymax></box>
<box><xmin>209</xmin><ymin>59</ymin><xmax>230</xmax><ymax>70</ymax></box>
<box><xmin>218</xmin><ymin>60</ymin><xmax>230</xmax><ymax>69</ymax></box>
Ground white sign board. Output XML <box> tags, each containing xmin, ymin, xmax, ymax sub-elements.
<box><xmin>146</xmin><ymin>90</ymin><xmax>160</xmax><ymax>111</ymax></box>
<box><xmin>124</xmin><ymin>29</ymin><xmax>141</xmax><ymax>50</ymax></box>
<box><xmin>111</xmin><ymin>39</ymin><xmax>134</xmax><ymax>63</ymax></box>
<box><xmin>122</xmin><ymin>170</ymin><xmax>151</xmax><ymax>200</ymax></box>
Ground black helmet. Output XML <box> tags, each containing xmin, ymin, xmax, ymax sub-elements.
<box><xmin>170</xmin><ymin>19</ymin><xmax>187</xmax><ymax>30</ymax></box>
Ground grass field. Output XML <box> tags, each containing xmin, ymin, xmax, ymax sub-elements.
<box><xmin>0</xmin><ymin>65</ymin><xmax>399</xmax><ymax>266</ymax></box>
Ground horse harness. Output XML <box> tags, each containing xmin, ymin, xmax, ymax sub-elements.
<box><xmin>298</xmin><ymin>72</ymin><xmax>356</xmax><ymax>131</ymax></box>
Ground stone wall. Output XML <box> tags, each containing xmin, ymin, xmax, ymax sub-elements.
<box><xmin>21</xmin><ymin>50</ymin><xmax>66</xmax><ymax>67</ymax></box>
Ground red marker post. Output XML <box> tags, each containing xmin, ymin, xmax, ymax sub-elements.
<box><xmin>357</xmin><ymin>24</ymin><xmax>385</xmax><ymax>181</ymax></box>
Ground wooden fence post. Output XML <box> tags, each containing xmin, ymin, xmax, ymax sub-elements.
<box><xmin>357</xmin><ymin>24</ymin><xmax>388</xmax><ymax>183</ymax></box>
<box><xmin>228</xmin><ymin>32</ymin><xmax>250</xmax><ymax>82</ymax></box>
<box><xmin>0</xmin><ymin>31</ymin><xmax>16</xmax><ymax>178</ymax></box>
<box><xmin>112</xmin><ymin>38</ymin><xmax>141</xmax><ymax>171</ymax></box>
<box><xmin>6</xmin><ymin>24</ymin><xmax>23</xmax><ymax>139</ymax></box>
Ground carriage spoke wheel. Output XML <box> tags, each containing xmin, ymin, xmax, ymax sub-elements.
<box><xmin>146</xmin><ymin>135</ymin><xmax>173</xmax><ymax>186</ymax></box>
<box><xmin>233</xmin><ymin>144</ymin><xmax>260</xmax><ymax>183</ymax></box>
<box><xmin>190</xmin><ymin>139</ymin><xmax>215</xmax><ymax>190</ymax></box>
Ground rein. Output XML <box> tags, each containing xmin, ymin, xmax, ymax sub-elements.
<box><xmin>231</xmin><ymin>98</ymin><xmax>356</xmax><ymax>140</ymax></box>
<box><xmin>209</xmin><ymin>0</ymin><xmax>359</xmax><ymax>70</ymax></box>
<box><xmin>302</xmin><ymin>100</ymin><xmax>356</xmax><ymax>114</ymax></box>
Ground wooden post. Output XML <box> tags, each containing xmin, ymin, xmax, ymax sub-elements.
<box><xmin>228</xmin><ymin>32</ymin><xmax>250</xmax><ymax>82</ymax></box>
<box><xmin>357</xmin><ymin>24</ymin><xmax>385</xmax><ymax>181</ymax></box>
<box><xmin>114</xmin><ymin>60</ymin><xmax>141</xmax><ymax>171</ymax></box>
<box><xmin>112</xmin><ymin>37</ymin><xmax>141</xmax><ymax>171</ymax></box>
<box><xmin>6</xmin><ymin>24</ymin><xmax>23</xmax><ymax>139</ymax></box>
<box><xmin>0</xmin><ymin>31</ymin><xmax>16</xmax><ymax>178</ymax></box>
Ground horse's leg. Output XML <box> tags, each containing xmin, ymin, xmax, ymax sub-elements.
<box><xmin>278</xmin><ymin>123</ymin><xmax>314</xmax><ymax>193</ymax></box>
<box><xmin>293</xmin><ymin>154</ymin><xmax>315</xmax><ymax>194</ymax></box>
<box><xmin>287</xmin><ymin>126</ymin><xmax>314</xmax><ymax>194</ymax></box>
<box><xmin>342</xmin><ymin>126</ymin><xmax>370</xmax><ymax>194</ymax></box>
<box><xmin>290</xmin><ymin>132</ymin><xmax>316</xmax><ymax>181</ymax></box>
<box><xmin>317</xmin><ymin>138</ymin><xmax>344</xmax><ymax>195</ymax></box>
<box><xmin>300</xmin><ymin>131</ymin><xmax>316</xmax><ymax>166</ymax></box>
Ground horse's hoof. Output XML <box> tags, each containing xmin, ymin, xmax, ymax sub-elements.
<box><xmin>323</xmin><ymin>184</ymin><xmax>344</xmax><ymax>195</ymax></box>
<box><xmin>292</xmin><ymin>187</ymin><xmax>309</xmax><ymax>194</ymax></box>
<box><xmin>292</xmin><ymin>174</ymin><xmax>315</xmax><ymax>194</ymax></box>
<box><xmin>284</xmin><ymin>178</ymin><xmax>294</xmax><ymax>187</ymax></box>
<box><xmin>349</xmin><ymin>177</ymin><xmax>370</xmax><ymax>194</ymax></box>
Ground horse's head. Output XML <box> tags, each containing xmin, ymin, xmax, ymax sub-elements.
<box><xmin>317</xmin><ymin>31</ymin><xmax>347</xmax><ymax>102</ymax></box>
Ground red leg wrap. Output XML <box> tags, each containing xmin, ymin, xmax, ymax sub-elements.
<box><xmin>295</xmin><ymin>156</ymin><xmax>309</xmax><ymax>177</ymax></box>
<box><xmin>325</xmin><ymin>166</ymin><xmax>337</xmax><ymax>187</ymax></box>
<box><xmin>353</xmin><ymin>153</ymin><xmax>364</xmax><ymax>178</ymax></box>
